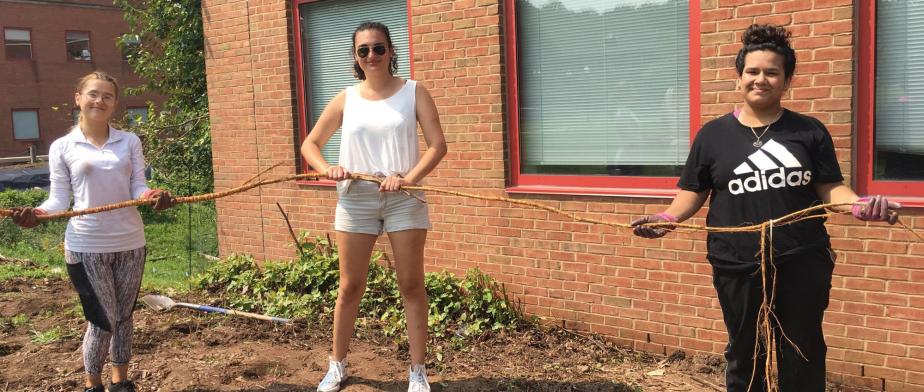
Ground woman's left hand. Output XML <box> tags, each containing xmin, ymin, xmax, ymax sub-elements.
<box><xmin>379</xmin><ymin>175</ymin><xmax>415</xmax><ymax>192</ymax></box>
<box><xmin>852</xmin><ymin>195</ymin><xmax>901</xmax><ymax>225</ymax></box>
<box><xmin>142</xmin><ymin>189</ymin><xmax>177</xmax><ymax>211</ymax></box>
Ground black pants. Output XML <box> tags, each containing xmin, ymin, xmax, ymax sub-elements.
<box><xmin>713</xmin><ymin>249</ymin><xmax>835</xmax><ymax>392</ymax></box>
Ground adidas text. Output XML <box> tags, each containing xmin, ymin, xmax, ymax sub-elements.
<box><xmin>728</xmin><ymin>168</ymin><xmax>813</xmax><ymax>195</ymax></box>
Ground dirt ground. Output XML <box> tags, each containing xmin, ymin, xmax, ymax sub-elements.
<box><xmin>0</xmin><ymin>277</ymin><xmax>729</xmax><ymax>391</ymax></box>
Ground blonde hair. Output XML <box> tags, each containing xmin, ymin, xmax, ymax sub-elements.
<box><xmin>76</xmin><ymin>71</ymin><xmax>120</xmax><ymax>97</ymax></box>
<box><xmin>74</xmin><ymin>71</ymin><xmax>120</xmax><ymax>125</ymax></box>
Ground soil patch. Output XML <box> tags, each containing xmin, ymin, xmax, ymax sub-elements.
<box><xmin>0</xmin><ymin>278</ymin><xmax>727</xmax><ymax>391</ymax></box>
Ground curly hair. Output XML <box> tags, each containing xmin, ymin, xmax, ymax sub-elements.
<box><xmin>352</xmin><ymin>21</ymin><xmax>399</xmax><ymax>80</ymax></box>
<box><xmin>735</xmin><ymin>24</ymin><xmax>796</xmax><ymax>80</ymax></box>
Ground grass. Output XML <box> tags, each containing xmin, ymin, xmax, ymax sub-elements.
<box><xmin>137</xmin><ymin>202</ymin><xmax>219</xmax><ymax>291</ymax></box>
<box><xmin>0</xmin><ymin>191</ymin><xmax>218</xmax><ymax>292</ymax></box>
<box><xmin>0</xmin><ymin>314</ymin><xmax>30</xmax><ymax>329</ymax></box>
<box><xmin>30</xmin><ymin>327</ymin><xmax>67</xmax><ymax>345</ymax></box>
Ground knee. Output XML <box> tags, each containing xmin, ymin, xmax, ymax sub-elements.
<box><xmin>338</xmin><ymin>280</ymin><xmax>366</xmax><ymax>302</ymax></box>
<box><xmin>398</xmin><ymin>278</ymin><xmax>426</xmax><ymax>300</ymax></box>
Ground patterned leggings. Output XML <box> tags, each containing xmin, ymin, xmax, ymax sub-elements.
<box><xmin>65</xmin><ymin>247</ymin><xmax>146</xmax><ymax>376</ymax></box>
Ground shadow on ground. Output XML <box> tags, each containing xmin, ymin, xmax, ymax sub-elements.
<box><xmin>207</xmin><ymin>376</ymin><xmax>639</xmax><ymax>392</ymax></box>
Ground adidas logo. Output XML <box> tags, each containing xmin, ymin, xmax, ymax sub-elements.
<box><xmin>728</xmin><ymin>139</ymin><xmax>813</xmax><ymax>195</ymax></box>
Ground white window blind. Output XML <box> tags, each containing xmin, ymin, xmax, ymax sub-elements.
<box><xmin>515</xmin><ymin>0</ymin><xmax>688</xmax><ymax>175</ymax></box>
<box><xmin>5</xmin><ymin>29</ymin><xmax>29</xmax><ymax>41</ymax></box>
<box><xmin>298</xmin><ymin>0</ymin><xmax>410</xmax><ymax>165</ymax></box>
<box><xmin>13</xmin><ymin>110</ymin><xmax>39</xmax><ymax>140</ymax></box>
<box><xmin>875</xmin><ymin>0</ymin><xmax>924</xmax><ymax>180</ymax></box>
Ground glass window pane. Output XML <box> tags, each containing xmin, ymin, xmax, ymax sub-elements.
<box><xmin>298</xmin><ymin>0</ymin><xmax>410</xmax><ymax>166</ymax></box>
<box><xmin>66</xmin><ymin>31</ymin><xmax>91</xmax><ymax>60</ymax></box>
<box><xmin>126</xmin><ymin>108</ymin><xmax>148</xmax><ymax>126</ymax></box>
<box><xmin>516</xmin><ymin>0</ymin><xmax>689</xmax><ymax>177</ymax></box>
<box><xmin>4</xmin><ymin>29</ymin><xmax>32</xmax><ymax>60</ymax></box>
<box><xmin>13</xmin><ymin>110</ymin><xmax>40</xmax><ymax>140</ymax></box>
<box><xmin>875</xmin><ymin>0</ymin><xmax>924</xmax><ymax>181</ymax></box>
<box><xmin>5</xmin><ymin>29</ymin><xmax>29</xmax><ymax>41</ymax></box>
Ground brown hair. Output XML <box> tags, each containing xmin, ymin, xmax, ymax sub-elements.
<box><xmin>351</xmin><ymin>21</ymin><xmax>398</xmax><ymax>80</ymax></box>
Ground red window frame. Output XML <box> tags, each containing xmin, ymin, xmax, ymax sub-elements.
<box><xmin>11</xmin><ymin>108</ymin><xmax>41</xmax><ymax>142</ymax></box>
<box><xmin>65</xmin><ymin>30</ymin><xmax>92</xmax><ymax>62</ymax></box>
<box><xmin>4</xmin><ymin>27</ymin><xmax>33</xmax><ymax>60</ymax></box>
<box><xmin>503</xmin><ymin>0</ymin><xmax>700</xmax><ymax>198</ymax></box>
<box><xmin>291</xmin><ymin>0</ymin><xmax>415</xmax><ymax>186</ymax></box>
<box><xmin>857</xmin><ymin>2</ymin><xmax>924</xmax><ymax>207</ymax></box>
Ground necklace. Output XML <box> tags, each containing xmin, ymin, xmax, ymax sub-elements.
<box><xmin>746</xmin><ymin>110</ymin><xmax>784</xmax><ymax>148</ymax></box>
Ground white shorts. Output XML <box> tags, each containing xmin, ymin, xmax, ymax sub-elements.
<box><xmin>334</xmin><ymin>180</ymin><xmax>431</xmax><ymax>235</ymax></box>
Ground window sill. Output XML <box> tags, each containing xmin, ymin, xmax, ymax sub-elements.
<box><xmin>884</xmin><ymin>196</ymin><xmax>924</xmax><ymax>209</ymax></box>
<box><xmin>505</xmin><ymin>184</ymin><xmax>677</xmax><ymax>199</ymax></box>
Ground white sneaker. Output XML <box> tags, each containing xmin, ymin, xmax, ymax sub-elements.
<box><xmin>317</xmin><ymin>357</ymin><xmax>347</xmax><ymax>392</ymax></box>
<box><xmin>408</xmin><ymin>364</ymin><xmax>430</xmax><ymax>392</ymax></box>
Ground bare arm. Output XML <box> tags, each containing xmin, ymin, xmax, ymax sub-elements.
<box><xmin>630</xmin><ymin>189</ymin><xmax>709</xmax><ymax>238</ymax></box>
<box><xmin>663</xmin><ymin>189</ymin><xmax>710</xmax><ymax>222</ymax></box>
<box><xmin>404</xmin><ymin>83</ymin><xmax>447</xmax><ymax>185</ymax></box>
<box><xmin>300</xmin><ymin>90</ymin><xmax>346</xmax><ymax>176</ymax></box>
<box><xmin>814</xmin><ymin>181</ymin><xmax>860</xmax><ymax>213</ymax></box>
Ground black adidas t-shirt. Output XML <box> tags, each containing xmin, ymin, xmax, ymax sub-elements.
<box><xmin>678</xmin><ymin>109</ymin><xmax>844</xmax><ymax>271</ymax></box>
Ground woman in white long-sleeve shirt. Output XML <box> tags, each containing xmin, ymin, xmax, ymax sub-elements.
<box><xmin>12</xmin><ymin>71</ymin><xmax>174</xmax><ymax>392</ymax></box>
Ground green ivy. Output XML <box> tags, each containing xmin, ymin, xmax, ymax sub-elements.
<box><xmin>194</xmin><ymin>234</ymin><xmax>533</xmax><ymax>344</ymax></box>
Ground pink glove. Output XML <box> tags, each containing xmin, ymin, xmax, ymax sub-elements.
<box><xmin>852</xmin><ymin>195</ymin><xmax>901</xmax><ymax>225</ymax></box>
<box><xmin>630</xmin><ymin>212</ymin><xmax>677</xmax><ymax>239</ymax></box>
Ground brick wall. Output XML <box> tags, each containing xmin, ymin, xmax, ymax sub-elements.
<box><xmin>202</xmin><ymin>1</ymin><xmax>924</xmax><ymax>390</ymax></box>
<box><xmin>0</xmin><ymin>0</ymin><xmax>154</xmax><ymax>158</ymax></box>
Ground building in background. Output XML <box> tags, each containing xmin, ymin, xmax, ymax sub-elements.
<box><xmin>0</xmin><ymin>0</ymin><xmax>156</xmax><ymax>160</ymax></box>
<box><xmin>202</xmin><ymin>1</ymin><xmax>924</xmax><ymax>390</ymax></box>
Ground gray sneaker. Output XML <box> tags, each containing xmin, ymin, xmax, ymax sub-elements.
<box><xmin>317</xmin><ymin>357</ymin><xmax>347</xmax><ymax>392</ymax></box>
<box><xmin>408</xmin><ymin>364</ymin><xmax>430</xmax><ymax>392</ymax></box>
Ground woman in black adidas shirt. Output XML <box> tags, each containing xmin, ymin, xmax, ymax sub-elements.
<box><xmin>630</xmin><ymin>25</ymin><xmax>901</xmax><ymax>392</ymax></box>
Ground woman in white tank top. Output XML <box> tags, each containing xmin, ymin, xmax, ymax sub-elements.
<box><xmin>300</xmin><ymin>22</ymin><xmax>447</xmax><ymax>392</ymax></box>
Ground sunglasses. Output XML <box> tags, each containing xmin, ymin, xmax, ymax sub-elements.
<box><xmin>356</xmin><ymin>43</ymin><xmax>387</xmax><ymax>58</ymax></box>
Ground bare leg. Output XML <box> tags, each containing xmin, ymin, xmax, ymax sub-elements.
<box><xmin>112</xmin><ymin>364</ymin><xmax>129</xmax><ymax>384</ymax></box>
<box><xmin>387</xmin><ymin>229</ymin><xmax>429</xmax><ymax>365</ymax></box>
<box><xmin>86</xmin><ymin>374</ymin><xmax>103</xmax><ymax>388</ymax></box>
<box><xmin>332</xmin><ymin>231</ymin><xmax>378</xmax><ymax>361</ymax></box>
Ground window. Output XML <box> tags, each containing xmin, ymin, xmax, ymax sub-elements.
<box><xmin>858</xmin><ymin>1</ymin><xmax>924</xmax><ymax>203</ymax></box>
<box><xmin>506</xmin><ymin>0</ymin><xmax>698</xmax><ymax>196</ymax></box>
<box><xmin>120</xmin><ymin>33</ymin><xmax>140</xmax><ymax>62</ymax></box>
<box><xmin>66</xmin><ymin>31</ymin><xmax>91</xmax><ymax>61</ymax></box>
<box><xmin>4</xmin><ymin>28</ymin><xmax>32</xmax><ymax>60</ymax></box>
<box><xmin>12</xmin><ymin>110</ymin><xmax>40</xmax><ymax>140</ymax></box>
<box><xmin>126</xmin><ymin>107</ymin><xmax>148</xmax><ymax>126</ymax></box>
<box><xmin>293</xmin><ymin>0</ymin><xmax>411</xmax><ymax>172</ymax></box>
<box><xmin>72</xmin><ymin>108</ymin><xmax>80</xmax><ymax>125</ymax></box>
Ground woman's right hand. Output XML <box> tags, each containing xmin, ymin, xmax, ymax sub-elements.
<box><xmin>11</xmin><ymin>207</ymin><xmax>45</xmax><ymax>229</ymax></box>
<box><xmin>326</xmin><ymin>166</ymin><xmax>351</xmax><ymax>181</ymax></box>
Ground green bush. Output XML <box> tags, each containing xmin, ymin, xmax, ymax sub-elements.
<box><xmin>194</xmin><ymin>234</ymin><xmax>532</xmax><ymax>343</ymax></box>
<box><xmin>0</xmin><ymin>189</ymin><xmax>66</xmax><ymax>247</ymax></box>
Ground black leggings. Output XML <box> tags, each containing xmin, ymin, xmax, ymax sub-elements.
<box><xmin>713</xmin><ymin>249</ymin><xmax>835</xmax><ymax>392</ymax></box>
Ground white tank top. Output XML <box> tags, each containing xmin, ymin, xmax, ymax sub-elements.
<box><xmin>339</xmin><ymin>79</ymin><xmax>418</xmax><ymax>177</ymax></box>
